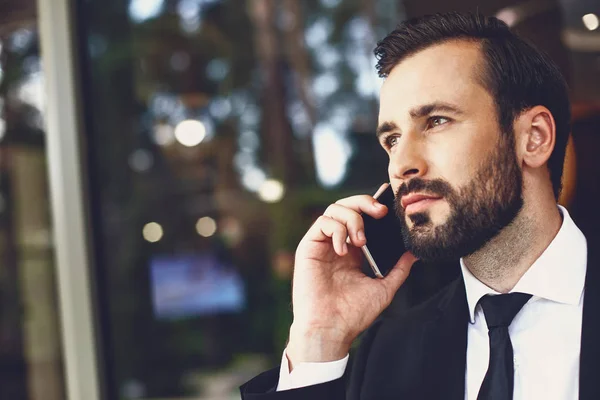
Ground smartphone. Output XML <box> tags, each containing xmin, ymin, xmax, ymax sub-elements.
<box><xmin>361</xmin><ymin>183</ymin><xmax>407</xmax><ymax>278</ymax></box>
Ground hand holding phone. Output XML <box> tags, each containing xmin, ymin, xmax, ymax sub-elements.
<box><xmin>361</xmin><ymin>183</ymin><xmax>407</xmax><ymax>278</ymax></box>
<box><xmin>286</xmin><ymin>190</ymin><xmax>417</xmax><ymax>368</ymax></box>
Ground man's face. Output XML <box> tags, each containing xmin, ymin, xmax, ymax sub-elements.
<box><xmin>377</xmin><ymin>40</ymin><xmax>524</xmax><ymax>262</ymax></box>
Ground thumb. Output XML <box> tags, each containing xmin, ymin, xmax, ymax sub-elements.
<box><xmin>381</xmin><ymin>251</ymin><xmax>418</xmax><ymax>294</ymax></box>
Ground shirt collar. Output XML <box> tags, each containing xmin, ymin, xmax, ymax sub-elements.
<box><xmin>461</xmin><ymin>205</ymin><xmax>587</xmax><ymax>323</ymax></box>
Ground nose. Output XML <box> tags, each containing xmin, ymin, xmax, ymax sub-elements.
<box><xmin>388</xmin><ymin>139</ymin><xmax>428</xmax><ymax>181</ymax></box>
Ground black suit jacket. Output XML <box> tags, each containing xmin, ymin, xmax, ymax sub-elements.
<box><xmin>240</xmin><ymin>240</ymin><xmax>600</xmax><ymax>399</ymax></box>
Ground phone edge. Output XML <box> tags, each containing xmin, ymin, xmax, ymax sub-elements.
<box><xmin>361</xmin><ymin>245</ymin><xmax>384</xmax><ymax>279</ymax></box>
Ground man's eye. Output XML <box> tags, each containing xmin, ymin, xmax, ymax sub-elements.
<box><xmin>427</xmin><ymin>116</ymin><xmax>450</xmax><ymax>129</ymax></box>
<box><xmin>384</xmin><ymin>135</ymin><xmax>399</xmax><ymax>148</ymax></box>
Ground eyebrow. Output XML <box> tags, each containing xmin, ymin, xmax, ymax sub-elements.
<box><xmin>376</xmin><ymin>121</ymin><xmax>399</xmax><ymax>138</ymax></box>
<box><xmin>376</xmin><ymin>102</ymin><xmax>465</xmax><ymax>138</ymax></box>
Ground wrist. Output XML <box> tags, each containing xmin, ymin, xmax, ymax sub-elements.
<box><xmin>286</xmin><ymin>323</ymin><xmax>351</xmax><ymax>369</ymax></box>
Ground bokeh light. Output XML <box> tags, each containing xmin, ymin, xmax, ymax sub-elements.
<box><xmin>174</xmin><ymin>119</ymin><xmax>206</xmax><ymax>147</ymax></box>
<box><xmin>220</xmin><ymin>216</ymin><xmax>243</xmax><ymax>246</ymax></box>
<box><xmin>305</xmin><ymin>18</ymin><xmax>332</xmax><ymax>48</ymax></box>
<box><xmin>129</xmin><ymin>0</ymin><xmax>163</xmax><ymax>22</ymax></box>
<box><xmin>258</xmin><ymin>179</ymin><xmax>285</xmax><ymax>203</ymax></box>
<box><xmin>583</xmin><ymin>14</ymin><xmax>599</xmax><ymax>31</ymax></box>
<box><xmin>142</xmin><ymin>222</ymin><xmax>163</xmax><ymax>243</ymax></box>
<box><xmin>196</xmin><ymin>217</ymin><xmax>217</xmax><ymax>237</ymax></box>
<box><xmin>153</xmin><ymin>123</ymin><xmax>175</xmax><ymax>146</ymax></box>
<box><xmin>238</xmin><ymin>130</ymin><xmax>260</xmax><ymax>152</ymax></box>
<box><xmin>206</xmin><ymin>58</ymin><xmax>230</xmax><ymax>81</ymax></box>
<box><xmin>241</xmin><ymin>166</ymin><xmax>267</xmax><ymax>192</ymax></box>
<box><xmin>313</xmin><ymin>123</ymin><xmax>351</xmax><ymax>187</ymax></box>
<box><xmin>128</xmin><ymin>149</ymin><xmax>154</xmax><ymax>172</ymax></box>
<box><xmin>312</xmin><ymin>73</ymin><xmax>339</xmax><ymax>99</ymax></box>
<box><xmin>209</xmin><ymin>97</ymin><xmax>232</xmax><ymax>120</ymax></box>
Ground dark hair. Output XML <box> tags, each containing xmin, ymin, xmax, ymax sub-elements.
<box><xmin>374</xmin><ymin>12</ymin><xmax>571</xmax><ymax>200</ymax></box>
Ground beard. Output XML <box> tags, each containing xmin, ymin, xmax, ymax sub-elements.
<box><xmin>395</xmin><ymin>132</ymin><xmax>524</xmax><ymax>262</ymax></box>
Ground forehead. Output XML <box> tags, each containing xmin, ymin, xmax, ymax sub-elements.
<box><xmin>379</xmin><ymin>40</ymin><xmax>491</xmax><ymax>121</ymax></box>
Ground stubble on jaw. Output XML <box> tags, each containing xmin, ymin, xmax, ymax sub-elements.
<box><xmin>394</xmin><ymin>130</ymin><xmax>525</xmax><ymax>265</ymax></box>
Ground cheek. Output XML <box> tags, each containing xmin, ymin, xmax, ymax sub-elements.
<box><xmin>436</xmin><ymin>153</ymin><xmax>470</xmax><ymax>186</ymax></box>
<box><xmin>430</xmin><ymin>139</ymin><xmax>487</xmax><ymax>189</ymax></box>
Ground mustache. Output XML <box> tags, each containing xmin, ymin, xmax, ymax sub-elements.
<box><xmin>396</xmin><ymin>178</ymin><xmax>454</xmax><ymax>200</ymax></box>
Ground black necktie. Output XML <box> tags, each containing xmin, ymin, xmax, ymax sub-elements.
<box><xmin>477</xmin><ymin>292</ymin><xmax>532</xmax><ymax>400</ymax></box>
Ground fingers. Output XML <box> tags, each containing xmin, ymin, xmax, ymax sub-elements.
<box><xmin>304</xmin><ymin>194</ymin><xmax>390</xmax><ymax>254</ymax></box>
<box><xmin>323</xmin><ymin>204</ymin><xmax>366</xmax><ymax>248</ymax></box>
<box><xmin>314</xmin><ymin>215</ymin><xmax>349</xmax><ymax>255</ymax></box>
<box><xmin>328</xmin><ymin>197</ymin><xmax>388</xmax><ymax>246</ymax></box>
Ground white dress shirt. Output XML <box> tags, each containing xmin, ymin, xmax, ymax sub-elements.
<box><xmin>277</xmin><ymin>205</ymin><xmax>587</xmax><ymax>399</ymax></box>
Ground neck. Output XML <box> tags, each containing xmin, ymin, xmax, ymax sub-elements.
<box><xmin>462</xmin><ymin>203</ymin><xmax>563</xmax><ymax>293</ymax></box>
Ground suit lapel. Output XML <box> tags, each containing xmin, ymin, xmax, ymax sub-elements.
<box><xmin>579</xmin><ymin>236</ymin><xmax>600</xmax><ymax>400</ymax></box>
<box><xmin>422</xmin><ymin>275</ymin><xmax>469</xmax><ymax>399</ymax></box>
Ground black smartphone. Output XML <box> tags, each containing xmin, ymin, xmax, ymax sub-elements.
<box><xmin>361</xmin><ymin>183</ymin><xmax>407</xmax><ymax>278</ymax></box>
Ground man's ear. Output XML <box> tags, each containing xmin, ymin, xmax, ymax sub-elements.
<box><xmin>515</xmin><ymin>105</ymin><xmax>556</xmax><ymax>168</ymax></box>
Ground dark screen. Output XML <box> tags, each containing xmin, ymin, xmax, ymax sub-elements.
<box><xmin>362</xmin><ymin>185</ymin><xmax>406</xmax><ymax>277</ymax></box>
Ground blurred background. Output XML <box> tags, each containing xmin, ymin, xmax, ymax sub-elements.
<box><xmin>0</xmin><ymin>0</ymin><xmax>598</xmax><ymax>399</ymax></box>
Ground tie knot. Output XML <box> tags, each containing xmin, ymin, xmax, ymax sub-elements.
<box><xmin>478</xmin><ymin>292</ymin><xmax>532</xmax><ymax>329</ymax></box>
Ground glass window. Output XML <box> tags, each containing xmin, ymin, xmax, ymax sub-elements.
<box><xmin>0</xmin><ymin>1</ymin><xmax>66</xmax><ymax>399</ymax></box>
<box><xmin>74</xmin><ymin>0</ymin><xmax>599</xmax><ymax>399</ymax></box>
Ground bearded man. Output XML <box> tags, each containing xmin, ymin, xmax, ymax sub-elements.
<box><xmin>240</xmin><ymin>11</ymin><xmax>599</xmax><ymax>400</ymax></box>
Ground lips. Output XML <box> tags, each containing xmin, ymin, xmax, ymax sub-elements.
<box><xmin>400</xmin><ymin>193</ymin><xmax>443</xmax><ymax>209</ymax></box>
